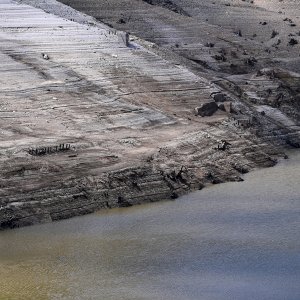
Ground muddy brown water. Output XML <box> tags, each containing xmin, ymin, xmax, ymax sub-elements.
<box><xmin>0</xmin><ymin>151</ymin><xmax>299</xmax><ymax>300</ymax></box>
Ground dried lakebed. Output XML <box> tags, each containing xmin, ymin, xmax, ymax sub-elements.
<box><xmin>0</xmin><ymin>0</ymin><xmax>299</xmax><ymax>229</ymax></box>
<box><xmin>0</xmin><ymin>151</ymin><xmax>299</xmax><ymax>299</ymax></box>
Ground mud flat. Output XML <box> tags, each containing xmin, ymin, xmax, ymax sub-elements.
<box><xmin>0</xmin><ymin>0</ymin><xmax>299</xmax><ymax>229</ymax></box>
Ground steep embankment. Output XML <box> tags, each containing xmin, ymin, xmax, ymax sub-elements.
<box><xmin>0</xmin><ymin>0</ymin><xmax>299</xmax><ymax>229</ymax></box>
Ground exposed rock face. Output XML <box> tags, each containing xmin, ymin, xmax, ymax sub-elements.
<box><xmin>0</xmin><ymin>0</ymin><xmax>299</xmax><ymax>229</ymax></box>
<box><xmin>195</xmin><ymin>102</ymin><xmax>218</xmax><ymax>117</ymax></box>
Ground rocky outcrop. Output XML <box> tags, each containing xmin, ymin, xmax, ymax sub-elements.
<box><xmin>0</xmin><ymin>134</ymin><xmax>282</xmax><ymax>229</ymax></box>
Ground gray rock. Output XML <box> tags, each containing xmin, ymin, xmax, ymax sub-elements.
<box><xmin>218</xmin><ymin>103</ymin><xmax>225</xmax><ymax>111</ymax></box>
<box><xmin>42</xmin><ymin>53</ymin><xmax>49</xmax><ymax>60</ymax></box>
<box><xmin>195</xmin><ymin>102</ymin><xmax>218</xmax><ymax>117</ymax></box>
<box><xmin>218</xmin><ymin>101</ymin><xmax>232</xmax><ymax>113</ymax></box>
<box><xmin>212</xmin><ymin>93</ymin><xmax>227</xmax><ymax>102</ymax></box>
<box><xmin>223</xmin><ymin>101</ymin><xmax>232</xmax><ymax>113</ymax></box>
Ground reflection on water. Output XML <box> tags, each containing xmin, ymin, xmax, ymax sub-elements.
<box><xmin>0</xmin><ymin>151</ymin><xmax>300</xmax><ymax>300</ymax></box>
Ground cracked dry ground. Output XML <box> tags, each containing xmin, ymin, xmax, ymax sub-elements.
<box><xmin>0</xmin><ymin>0</ymin><xmax>299</xmax><ymax>228</ymax></box>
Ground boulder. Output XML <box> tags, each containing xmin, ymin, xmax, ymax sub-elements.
<box><xmin>223</xmin><ymin>101</ymin><xmax>232</xmax><ymax>113</ymax></box>
<box><xmin>212</xmin><ymin>93</ymin><xmax>227</xmax><ymax>102</ymax></box>
<box><xmin>218</xmin><ymin>101</ymin><xmax>232</xmax><ymax>113</ymax></box>
<box><xmin>218</xmin><ymin>103</ymin><xmax>225</xmax><ymax>111</ymax></box>
<box><xmin>195</xmin><ymin>102</ymin><xmax>218</xmax><ymax>117</ymax></box>
<box><xmin>289</xmin><ymin>38</ymin><xmax>298</xmax><ymax>46</ymax></box>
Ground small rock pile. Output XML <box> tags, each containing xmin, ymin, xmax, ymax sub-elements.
<box><xmin>194</xmin><ymin>93</ymin><xmax>233</xmax><ymax>116</ymax></box>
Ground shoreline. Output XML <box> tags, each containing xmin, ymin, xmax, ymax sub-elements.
<box><xmin>1</xmin><ymin>145</ymin><xmax>299</xmax><ymax>300</ymax></box>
